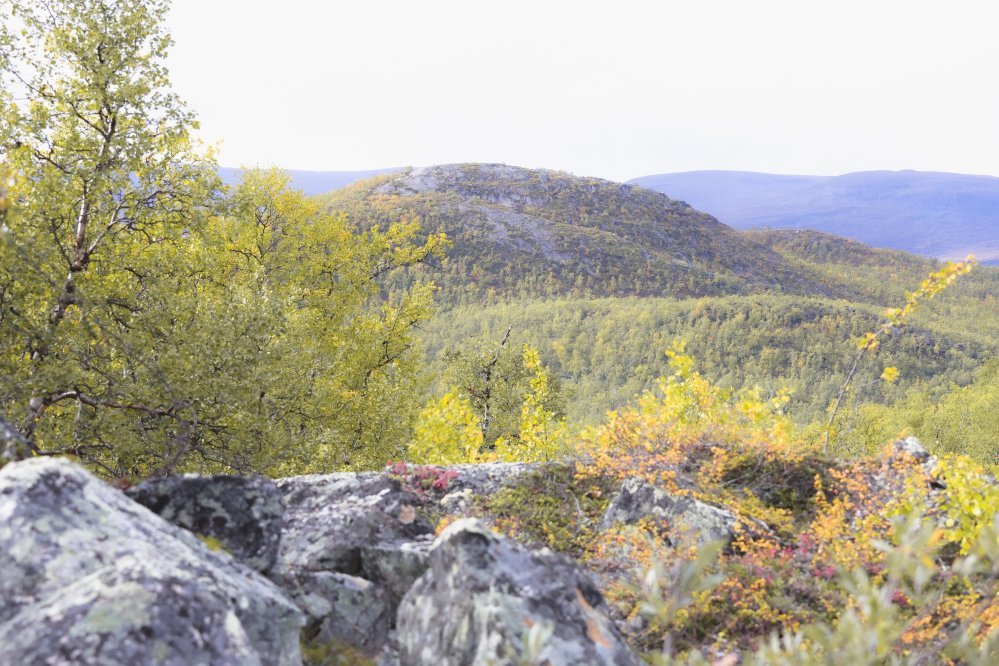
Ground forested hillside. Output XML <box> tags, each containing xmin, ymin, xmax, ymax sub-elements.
<box><xmin>322</xmin><ymin>165</ymin><xmax>999</xmax><ymax>461</ymax></box>
<box><xmin>423</xmin><ymin>294</ymin><xmax>996</xmax><ymax>428</ymax></box>
<box><xmin>322</xmin><ymin>164</ymin><xmax>832</xmax><ymax>302</ymax></box>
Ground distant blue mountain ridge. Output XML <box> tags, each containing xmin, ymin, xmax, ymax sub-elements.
<box><xmin>217</xmin><ymin>167</ymin><xmax>403</xmax><ymax>196</ymax></box>
<box><xmin>628</xmin><ymin>170</ymin><xmax>999</xmax><ymax>264</ymax></box>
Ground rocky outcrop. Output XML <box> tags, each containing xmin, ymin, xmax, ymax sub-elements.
<box><xmin>126</xmin><ymin>474</ymin><xmax>284</xmax><ymax>573</ymax></box>
<box><xmin>391</xmin><ymin>519</ymin><xmax>640</xmax><ymax>666</ymax></box>
<box><xmin>279</xmin><ymin>570</ymin><xmax>392</xmax><ymax>653</ymax></box>
<box><xmin>0</xmin><ymin>458</ymin><xmax>304</xmax><ymax>666</ymax></box>
<box><xmin>272</xmin><ymin>473</ymin><xmax>435</xmax><ymax>654</ymax></box>
<box><xmin>0</xmin><ymin>458</ymin><xmax>701</xmax><ymax>664</ymax></box>
<box><xmin>893</xmin><ymin>435</ymin><xmax>931</xmax><ymax>463</ymax></box>
<box><xmin>275</xmin><ymin>473</ymin><xmax>432</xmax><ymax>574</ymax></box>
<box><xmin>441</xmin><ymin>461</ymin><xmax>549</xmax><ymax>495</ymax></box>
<box><xmin>360</xmin><ymin>538</ymin><xmax>435</xmax><ymax>607</ymax></box>
<box><xmin>601</xmin><ymin>477</ymin><xmax>740</xmax><ymax>545</ymax></box>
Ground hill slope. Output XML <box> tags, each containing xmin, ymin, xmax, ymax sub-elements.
<box><xmin>629</xmin><ymin>170</ymin><xmax>999</xmax><ymax>263</ymax></box>
<box><xmin>423</xmin><ymin>293</ymin><xmax>997</xmax><ymax>426</ymax></box>
<box><xmin>319</xmin><ymin>163</ymin><xmax>998</xmax><ymax>434</ymax></box>
<box><xmin>323</xmin><ymin>164</ymin><xmax>842</xmax><ymax>301</ymax></box>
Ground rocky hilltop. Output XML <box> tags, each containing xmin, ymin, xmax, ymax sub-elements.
<box><xmin>322</xmin><ymin>163</ymin><xmax>832</xmax><ymax>301</ymax></box>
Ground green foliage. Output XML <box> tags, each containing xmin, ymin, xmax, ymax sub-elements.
<box><xmin>743</xmin><ymin>516</ymin><xmax>999</xmax><ymax>666</ymax></box>
<box><xmin>491</xmin><ymin>346</ymin><xmax>567</xmax><ymax>462</ymax></box>
<box><xmin>409</xmin><ymin>342</ymin><xmax>566</xmax><ymax>464</ymax></box>
<box><xmin>301</xmin><ymin>637</ymin><xmax>375</xmax><ymax>666</ymax></box>
<box><xmin>423</xmin><ymin>293</ymin><xmax>996</xmax><ymax>430</ymax></box>
<box><xmin>0</xmin><ymin>1</ymin><xmax>445</xmax><ymax>478</ymax></box>
<box><xmin>904</xmin><ymin>455</ymin><xmax>999</xmax><ymax>554</ymax></box>
<box><xmin>481</xmin><ymin>463</ymin><xmax>614</xmax><ymax>557</ymax></box>
<box><xmin>637</xmin><ymin>541</ymin><xmax>726</xmax><ymax>663</ymax></box>
<box><xmin>825</xmin><ymin>256</ymin><xmax>977</xmax><ymax>449</ymax></box>
<box><xmin>837</xmin><ymin>359</ymin><xmax>999</xmax><ymax>470</ymax></box>
<box><xmin>409</xmin><ymin>391</ymin><xmax>483</xmax><ymax>465</ymax></box>
<box><xmin>437</xmin><ymin>332</ymin><xmax>565</xmax><ymax>446</ymax></box>
<box><xmin>576</xmin><ymin>355</ymin><xmax>999</xmax><ymax>663</ymax></box>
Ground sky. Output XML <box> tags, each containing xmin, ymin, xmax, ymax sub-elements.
<box><xmin>164</xmin><ymin>0</ymin><xmax>999</xmax><ymax>182</ymax></box>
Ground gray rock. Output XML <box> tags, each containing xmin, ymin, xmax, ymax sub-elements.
<box><xmin>441</xmin><ymin>461</ymin><xmax>550</xmax><ymax>495</ymax></box>
<box><xmin>0</xmin><ymin>457</ymin><xmax>303</xmax><ymax>666</ymax></box>
<box><xmin>126</xmin><ymin>474</ymin><xmax>284</xmax><ymax>573</ymax></box>
<box><xmin>275</xmin><ymin>473</ymin><xmax>432</xmax><ymax>575</ymax></box>
<box><xmin>0</xmin><ymin>416</ymin><xmax>29</xmax><ymax>463</ymax></box>
<box><xmin>277</xmin><ymin>570</ymin><xmax>391</xmax><ymax>654</ymax></box>
<box><xmin>893</xmin><ymin>436</ymin><xmax>931</xmax><ymax>463</ymax></box>
<box><xmin>360</xmin><ymin>537</ymin><xmax>433</xmax><ymax>606</ymax></box>
<box><xmin>601</xmin><ymin>477</ymin><xmax>739</xmax><ymax>545</ymax></box>
<box><xmin>439</xmin><ymin>488</ymin><xmax>474</xmax><ymax>512</ymax></box>
<box><xmin>393</xmin><ymin>519</ymin><xmax>639</xmax><ymax>666</ymax></box>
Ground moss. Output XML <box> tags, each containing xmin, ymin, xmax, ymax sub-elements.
<box><xmin>194</xmin><ymin>533</ymin><xmax>227</xmax><ymax>553</ymax></box>
<box><xmin>480</xmin><ymin>462</ymin><xmax>616</xmax><ymax>557</ymax></box>
<box><xmin>720</xmin><ymin>451</ymin><xmax>842</xmax><ymax>524</ymax></box>
<box><xmin>300</xmin><ymin>636</ymin><xmax>375</xmax><ymax>666</ymax></box>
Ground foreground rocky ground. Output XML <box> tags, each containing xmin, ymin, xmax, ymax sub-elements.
<box><xmin>2</xmin><ymin>434</ymin><xmax>995</xmax><ymax>665</ymax></box>
<box><xmin>0</xmin><ymin>457</ymin><xmax>651</xmax><ymax>664</ymax></box>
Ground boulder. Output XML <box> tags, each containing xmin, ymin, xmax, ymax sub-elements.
<box><xmin>277</xmin><ymin>570</ymin><xmax>391</xmax><ymax>654</ymax></box>
<box><xmin>0</xmin><ymin>457</ymin><xmax>303</xmax><ymax>666</ymax></box>
<box><xmin>601</xmin><ymin>477</ymin><xmax>739</xmax><ymax>545</ymax></box>
<box><xmin>0</xmin><ymin>416</ymin><xmax>29</xmax><ymax>463</ymax></box>
<box><xmin>360</xmin><ymin>537</ymin><xmax>434</xmax><ymax>606</ymax></box>
<box><xmin>275</xmin><ymin>473</ymin><xmax>432</xmax><ymax>575</ymax></box>
<box><xmin>892</xmin><ymin>436</ymin><xmax>931</xmax><ymax>463</ymax></box>
<box><xmin>272</xmin><ymin>473</ymin><xmax>435</xmax><ymax>654</ymax></box>
<box><xmin>392</xmin><ymin>519</ymin><xmax>639</xmax><ymax>666</ymax></box>
<box><xmin>126</xmin><ymin>474</ymin><xmax>283</xmax><ymax>573</ymax></box>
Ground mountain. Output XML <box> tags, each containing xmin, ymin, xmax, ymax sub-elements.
<box><xmin>322</xmin><ymin>163</ymin><xmax>841</xmax><ymax>301</ymax></box>
<box><xmin>218</xmin><ymin>166</ymin><xmax>402</xmax><ymax>195</ymax></box>
<box><xmin>628</xmin><ymin>170</ymin><xmax>999</xmax><ymax>263</ymax></box>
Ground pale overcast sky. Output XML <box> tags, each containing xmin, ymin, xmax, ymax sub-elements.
<box><xmin>165</xmin><ymin>0</ymin><xmax>999</xmax><ymax>182</ymax></box>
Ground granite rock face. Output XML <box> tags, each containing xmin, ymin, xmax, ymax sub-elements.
<box><xmin>126</xmin><ymin>474</ymin><xmax>284</xmax><ymax>573</ymax></box>
<box><xmin>360</xmin><ymin>538</ymin><xmax>434</xmax><ymax>607</ymax></box>
<box><xmin>0</xmin><ymin>458</ymin><xmax>303</xmax><ymax>666</ymax></box>
<box><xmin>271</xmin><ymin>473</ymin><xmax>436</xmax><ymax>654</ymax></box>
<box><xmin>441</xmin><ymin>461</ymin><xmax>548</xmax><ymax>496</ymax></box>
<box><xmin>601</xmin><ymin>477</ymin><xmax>740</xmax><ymax>545</ymax></box>
<box><xmin>275</xmin><ymin>473</ymin><xmax>433</xmax><ymax>575</ymax></box>
<box><xmin>392</xmin><ymin>519</ymin><xmax>640</xmax><ymax>666</ymax></box>
<box><xmin>276</xmin><ymin>569</ymin><xmax>392</xmax><ymax>653</ymax></box>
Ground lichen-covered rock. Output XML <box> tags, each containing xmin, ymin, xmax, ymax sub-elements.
<box><xmin>893</xmin><ymin>436</ymin><xmax>931</xmax><ymax>463</ymax></box>
<box><xmin>277</xmin><ymin>570</ymin><xmax>391</xmax><ymax>654</ymax></box>
<box><xmin>442</xmin><ymin>461</ymin><xmax>549</xmax><ymax>496</ymax></box>
<box><xmin>360</xmin><ymin>537</ymin><xmax>433</xmax><ymax>606</ymax></box>
<box><xmin>392</xmin><ymin>519</ymin><xmax>640</xmax><ymax>666</ymax></box>
<box><xmin>0</xmin><ymin>417</ymin><xmax>28</xmax><ymax>464</ymax></box>
<box><xmin>275</xmin><ymin>473</ymin><xmax>432</xmax><ymax>575</ymax></box>
<box><xmin>0</xmin><ymin>457</ymin><xmax>303</xmax><ymax>666</ymax></box>
<box><xmin>601</xmin><ymin>477</ymin><xmax>739</xmax><ymax>545</ymax></box>
<box><xmin>126</xmin><ymin>474</ymin><xmax>283</xmax><ymax>573</ymax></box>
